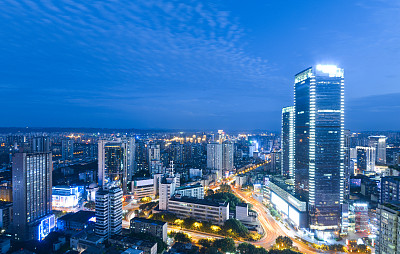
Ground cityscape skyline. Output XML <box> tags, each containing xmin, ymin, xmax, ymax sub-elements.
<box><xmin>1</xmin><ymin>0</ymin><xmax>400</xmax><ymax>130</ymax></box>
<box><xmin>1</xmin><ymin>1</ymin><xmax>400</xmax><ymax>253</ymax></box>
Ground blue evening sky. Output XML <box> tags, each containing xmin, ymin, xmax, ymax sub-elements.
<box><xmin>0</xmin><ymin>0</ymin><xmax>399</xmax><ymax>130</ymax></box>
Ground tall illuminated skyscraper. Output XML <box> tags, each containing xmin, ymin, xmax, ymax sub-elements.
<box><xmin>12</xmin><ymin>152</ymin><xmax>55</xmax><ymax>241</ymax></box>
<box><xmin>207</xmin><ymin>142</ymin><xmax>223</xmax><ymax>171</ymax></box>
<box><xmin>368</xmin><ymin>135</ymin><xmax>387</xmax><ymax>165</ymax></box>
<box><xmin>222</xmin><ymin>141</ymin><xmax>234</xmax><ymax>171</ymax></box>
<box><xmin>61</xmin><ymin>138</ymin><xmax>74</xmax><ymax>161</ymax></box>
<box><xmin>294</xmin><ymin>65</ymin><xmax>344</xmax><ymax>236</ymax></box>
<box><xmin>281</xmin><ymin>106</ymin><xmax>295</xmax><ymax>178</ymax></box>
<box><xmin>98</xmin><ymin>139</ymin><xmax>128</xmax><ymax>193</ymax></box>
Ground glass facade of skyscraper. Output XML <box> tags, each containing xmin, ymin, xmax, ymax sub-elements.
<box><xmin>281</xmin><ymin>106</ymin><xmax>295</xmax><ymax>178</ymax></box>
<box><xmin>294</xmin><ymin>65</ymin><xmax>344</xmax><ymax>232</ymax></box>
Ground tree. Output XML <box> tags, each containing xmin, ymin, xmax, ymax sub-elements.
<box><xmin>206</xmin><ymin>192</ymin><xmax>243</xmax><ymax>211</ymax></box>
<box><xmin>275</xmin><ymin>236</ymin><xmax>293</xmax><ymax>250</ymax></box>
<box><xmin>213</xmin><ymin>237</ymin><xmax>236</xmax><ymax>253</ymax></box>
<box><xmin>237</xmin><ymin>243</ymin><xmax>268</xmax><ymax>254</ymax></box>
<box><xmin>356</xmin><ymin>244</ymin><xmax>371</xmax><ymax>254</ymax></box>
<box><xmin>206</xmin><ymin>189</ymin><xmax>215</xmax><ymax>196</ymax></box>
<box><xmin>268</xmin><ymin>250</ymin><xmax>301</xmax><ymax>254</ymax></box>
<box><xmin>223</xmin><ymin>219</ymin><xmax>248</xmax><ymax>237</ymax></box>
<box><xmin>149</xmin><ymin>212</ymin><xmax>177</xmax><ymax>223</ymax></box>
<box><xmin>218</xmin><ymin>184</ymin><xmax>232</xmax><ymax>193</ymax></box>
<box><xmin>237</xmin><ymin>243</ymin><xmax>257</xmax><ymax>254</ymax></box>
<box><xmin>198</xmin><ymin>238</ymin><xmax>213</xmax><ymax>248</ymax></box>
<box><xmin>183</xmin><ymin>217</ymin><xmax>196</xmax><ymax>229</ymax></box>
<box><xmin>204</xmin><ymin>247</ymin><xmax>221</xmax><ymax>254</ymax></box>
<box><xmin>171</xmin><ymin>232</ymin><xmax>191</xmax><ymax>243</ymax></box>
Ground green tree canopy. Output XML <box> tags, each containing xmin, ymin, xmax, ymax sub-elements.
<box><xmin>275</xmin><ymin>236</ymin><xmax>293</xmax><ymax>249</ymax></box>
<box><xmin>171</xmin><ymin>232</ymin><xmax>191</xmax><ymax>243</ymax></box>
<box><xmin>213</xmin><ymin>237</ymin><xmax>236</xmax><ymax>253</ymax></box>
<box><xmin>223</xmin><ymin>219</ymin><xmax>249</xmax><ymax>237</ymax></box>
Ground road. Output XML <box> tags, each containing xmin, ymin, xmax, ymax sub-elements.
<box><xmin>231</xmin><ymin>186</ymin><xmax>321</xmax><ymax>254</ymax></box>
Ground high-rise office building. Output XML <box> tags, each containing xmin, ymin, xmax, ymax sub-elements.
<box><xmin>294</xmin><ymin>65</ymin><xmax>344</xmax><ymax>235</ymax></box>
<box><xmin>30</xmin><ymin>136</ymin><xmax>50</xmax><ymax>153</ymax></box>
<box><xmin>98</xmin><ymin>139</ymin><xmax>129</xmax><ymax>193</ymax></box>
<box><xmin>356</xmin><ymin>146</ymin><xmax>376</xmax><ymax>173</ymax></box>
<box><xmin>61</xmin><ymin>138</ymin><xmax>74</xmax><ymax>161</ymax></box>
<box><xmin>148</xmin><ymin>144</ymin><xmax>161</xmax><ymax>163</ymax></box>
<box><xmin>135</xmin><ymin>139</ymin><xmax>148</xmax><ymax>172</ymax></box>
<box><xmin>222</xmin><ymin>141</ymin><xmax>234</xmax><ymax>171</ymax></box>
<box><xmin>369</xmin><ymin>135</ymin><xmax>387</xmax><ymax>165</ymax></box>
<box><xmin>281</xmin><ymin>106</ymin><xmax>295</xmax><ymax>178</ymax></box>
<box><xmin>343</xmin><ymin>130</ymin><xmax>351</xmax><ymax>200</ymax></box>
<box><xmin>376</xmin><ymin>203</ymin><xmax>400</xmax><ymax>254</ymax></box>
<box><xmin>270</xmin><ymin>151</ymin><xmax>281</xmax><ymax>175</ymax></box>
<box><xmin>12</xmin><ymin>152</ymin><xmax>55</xmax><ymax>241</ymax></box>
<box><xmin>380</xmin><ymin>176</ymin><xmax>400</xmax><ymax>204</ymax></box>
<box><xmin>122</xmin><ymin>136</ymin><xmax>135</xmax><ymax>181</ymax></box>
<box><xmin>207</xmin><ymin>142</ymin><xmax>223</xmax><ymax>171</ymax></box>
<box><xmin>95</xmin><ymin>186</ymin><xmax>123</xmax><ymax>239</ymax></box>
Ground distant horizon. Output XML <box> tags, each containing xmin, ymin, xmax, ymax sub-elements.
<box><xmin>0</xmin><ymin>126</ymin><xmax>399</xmax><ymax>134</ymax></box>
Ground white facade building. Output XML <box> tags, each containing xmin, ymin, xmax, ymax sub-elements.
<box><xmin>222</xmin><ymin>142</ymin><xmax>234</xmax><ymax>171</ymax></box>
<box><xmin>148</xmin><ymin>145</ymin><xmax>161</xmax><ymax>163</ymax></box>
<box><xmin>95</xmin><ymin>186</ymin><xmax>123</xmax><ymax>239</ymax></box>
<box><xmin>175</xmin><ymin>184</ymin><xmax>204</xmax><ymax>199</ymax></box>
<box><xmin>52</xmin><ymin>186</ymin><xmax>79</xmax><ymax>208</ymax></box>
<box><xmin>158</xmin><ymin>177</ymin><xmax>177</xmax><ymax>210</ymax></box>
<box><xmin>189</xmin><ymin>168</ymin><xmax>202</xmax><ymax>179</ymax></box>
<box><xmin>207</xmin><ymin>143</ymin><xmax>223</xmax><ymax>170</ymax></box>
<box><xmin>369</xmin><ymin>135</ymin><xmax>387</xmax><ymax>165</ymax></box>
<box><xmin>132</xmin><ymin>178</ymin><xmax>155</xmax><ymax>200</ymax></box>
<box><xmin>168</xmin><ymin>196</ymin><xmax>229</xmax><ymax>225</ymax></box>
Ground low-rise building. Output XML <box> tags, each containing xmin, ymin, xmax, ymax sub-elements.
<box><xmin>235</xmin><ymin>174</ymin><xmax>247</xmax><ymax>188</ymax></box>
<box><xmin>189</xmin><ymin>168</ymin><xmax>202</xmax><ymax>179</ymax></box>
<box><xmin>70</xmin><ymin>228</ymin><xmax>105</xmax><ymax>253</ymax></box>
<box><xmin>235</xmin><ymin>203</ymin><xmax>256</xmax><ymax>223</ymax></box>
<box><xmin>268</xmin><ymin>177</ymin><xmax>308</xmax><ymax>229</ymax></box>
<box><xmin>0</xmin><ymin>236</ymin><xmax>11</xmax><ymax>254</ymax></box>
<box><xmin>52</xmin><ymin>186</ymin><xmax>80</xmax><ymax>209</ymax></box>
<box><xmin>109</xmin><ymin>235</ymin><xmax>157</xmax><ymax>254</ymax></box>
<box><xmin>130</xmin><ymin>218</ymin><xmax>167</xmax><ymax>242</ymax></box>
<box><xmin>168</xmin><ymin>195</ymin><xmax>229</xmax><ymax>225</ymax></box>
<box><xmin>0</xmin><ymin>201</ymin><xmax>12</xmax><ymax>230</ymax></box>
<box><xmin>132</xmin><ymin>178</ymin><xmax>155</xmax><ymax>200</ymax></box>
<box><xmin>175</xmin><ymin>184</ymin><xmax>204</xmax><ymax>199</ymax></box>
<box><xmin>57</xmin><ymin>211</ymin><xmax>95</xmax><ymax>233</ymax></box>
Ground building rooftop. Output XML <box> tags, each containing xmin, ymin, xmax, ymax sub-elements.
<box><xmin>170</xmin><ymin>195</ymin><xmax>227</xmax><ymax>207</ymax></box>
<box><xmin>130</xmin><ymin>217</ymin><xmax>167</xmax><ymax>226</ymax></box>
<box><xmin>175</xmin><ymin>183</ymin><xmax>203</xmax><ymax>191</ymax></box>
<box><xmin>58</xmin><ymin>211</ymin><xmax>95</xmax><ymax>224</ymax></box>
<box><xmin>381</xmin><ymin>202</ymin><xmax>400</xmax><ymax>212</ymax></box>
<box><xmin>110</xmin><ymin>235</ymin><xmax>157</xmax><ymax>248</ymax></box>
<box><xmin>0</xmin><ymin>201</ymin><xmax>12</xmax><ymax>209</ymax></box>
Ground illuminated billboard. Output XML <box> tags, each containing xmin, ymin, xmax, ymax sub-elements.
<box><xmin>38</xmin><ymin>214</ymin><xmax>55</xmax><ymax>241</ymax></box>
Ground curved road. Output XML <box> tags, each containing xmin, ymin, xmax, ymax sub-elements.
<box><xmin>231</xmin><ymin>187</ymin><xmax>321</xmax><ymax>254</ymax></box>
